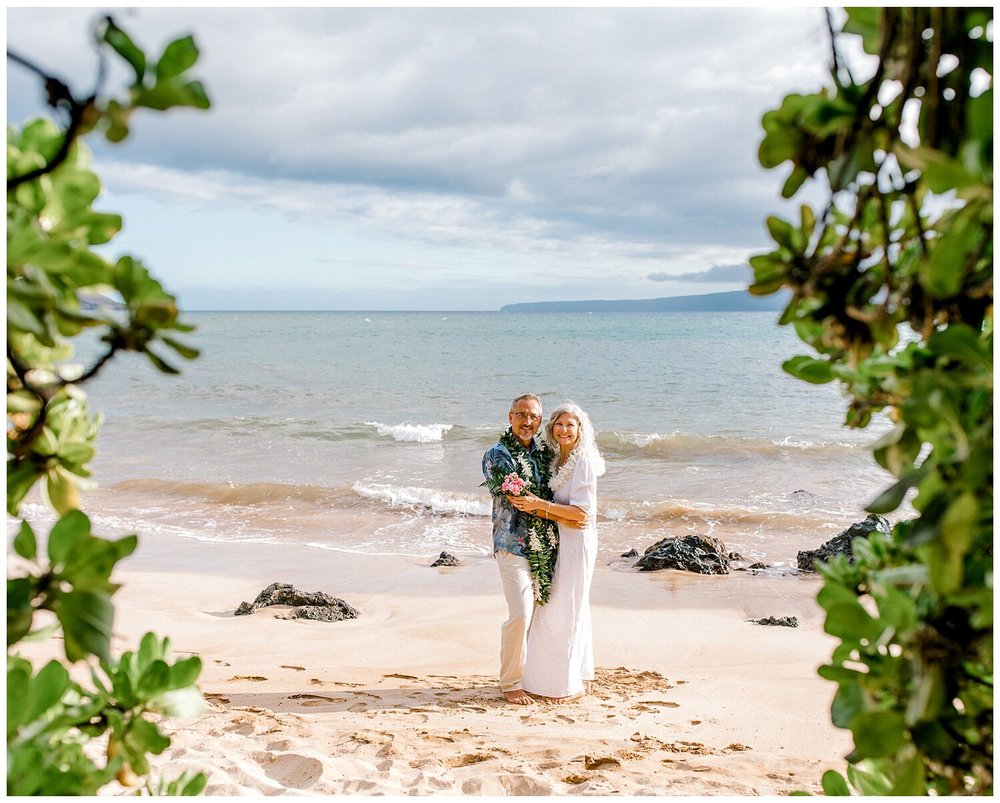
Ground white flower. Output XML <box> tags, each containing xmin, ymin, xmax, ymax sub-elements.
<box><xmin>549</xmin><ymin>448</ymin><xmax>580</xmax><ymax>493</ymax></box>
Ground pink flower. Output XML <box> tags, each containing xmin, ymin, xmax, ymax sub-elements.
<box><xmin>501</xmin><ymin>472</ymin><xmax>527</xmax><ymax>495</ymax></box>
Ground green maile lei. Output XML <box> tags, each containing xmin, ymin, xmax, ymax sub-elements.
<box><xmin>490</xmin><ymin>428</ymin><xmax>559</xmax><ymax>604</ymax></box>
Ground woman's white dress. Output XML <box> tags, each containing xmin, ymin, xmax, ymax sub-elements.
<box><xmin>522</xmin><ymin>456</ymin><xmax>597</xmax><ymax>698</ymax></box>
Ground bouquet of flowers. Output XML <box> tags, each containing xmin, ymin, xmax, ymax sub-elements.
<box><xmin>482</xmin><ymin>438</ymin><xmax>559</xmax><ymax>604</ymax></box>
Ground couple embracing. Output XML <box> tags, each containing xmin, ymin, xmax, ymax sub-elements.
<box><xmin>482</xmin><ymin>394</ymin><xmax>606</xmax><ymax>705</ymax></box>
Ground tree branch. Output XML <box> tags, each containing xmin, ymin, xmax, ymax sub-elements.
<box><xmin>6</xmin><ymin>50</ymin><xmax>96</xmax><ymax>191</ymax></box>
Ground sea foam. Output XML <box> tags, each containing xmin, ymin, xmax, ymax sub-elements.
<box><xmin>365</xmin><ymin>421</ymin><xmax>454</xmax><ymax>443</ymax></box>
<box><xmin>353</xmin><ymin>482</ymin><xmax>490</xmax><ymax>516</ymax></box>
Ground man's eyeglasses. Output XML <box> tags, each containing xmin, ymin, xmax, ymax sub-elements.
<box><xmin>512</xmin><ymin>412</ymin><xmax>541</xmax><ymax>422</ymax></box>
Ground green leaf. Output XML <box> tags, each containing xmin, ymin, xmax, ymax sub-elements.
<box><xmin>47</xmin><ymin>509</ymin><xmax>91</xmax><ymax>567</ymax></box>
<box><xmin>102</xmin><ymin>18</ymin><xmax>146</xmax><ymax>82</ymax></box>
<box><xmin>928</xmin><ymin>492</ymin><xmax>977</xmax><ymax>594</ymax></box>
<box><xmin>895</xmin><ymin>145</ymin><xmax>981</xmax><ymax>193</ymax></box>
<box><xmin>7</xmin><ymin>459</ymin><xmax>44</xmax><ymax>516</ymax></box>
<box><xmin>867</xmin><ymin>473</ymin><xmax>922</xmax><ymax>514</ymax></box>
<box><xmin>155</xmin><ymin>35</ymin><xmax>199</xmax><ymax>81</ymax></box>
<box><xmin>766</xmin><ymin>215</ymin><xmax>799</xmax><ymax>252</ymax></box>
<box><xmin>851</xmin><ymin>711</ymin><xmax>906</xmax><ymax>757</ymax></box>
<box><xmin>889</xmin><ymin>754</ymin><xmax>926</xmax><ymax>795</ymax></box>
<box><xmin>782</xmin><ymin>166</ymin><xmax>809</xmax><ymax>198</ymax></box>
<box><xmin>145</xmin><ymin>349</ymin><xmax>180</xmax><ymax>375</ymax></box>
<box><xmin>138</xmin><ymin>631</ymin><xmax>161</xmax><ymax>669</ymax></box>
<box><xmin>123</xmin><ymin>716</ymin><xmax>171</xmax><ymax>773</ymax></box>
<box><xmin>831</xmin><ymin>683</ymin><xmax>864</xmax><ymax>729</ymax></box>
<box><xmin>919</xmin><ymin>207</ymin><xmax>985</xmax><ymax>298</ymax></box>
<box><xmin>7</xmin><ymin>298</ymin><xmax>47</xmax><ymax>338</ymax></box>
<box><xmin>54</xmin><ymin>588</ymin><xmax>114</xmax><ymax>662</ymax></box>
<box><xmin>874</xmin><ymin>586</ymin><xmax>917</xmax><ymax>631</ymax></box>
<box><xmin>7</xmin><ymin>663</ymin><xmax>31</xmax><ymax>736</ymax></box>
<box><xmin>137</xmin><ymin>659</ymin><xmax>171</xmax><ymax>698</ymax></box>
<box><xmin>160</xmin><ymin>335</ymin><xmax>200</xmax><ymax>360</ymax></box>
<box><xmin>783</xmin><ymin>355</ymin><xmax>835</xmax><ymax>384</ymax></box>
<box><xmin>169</xmin><ymin>656</ymin><xmax>203</xmax><ymax>689</ymax></box>
<box><xmin>847</xmin><ymin>762</ymin><xmax>892</xmax><ymax>795</ymax></box>
<box><xmin>13</xmin><ymin>520</ymin><xmax>38</xmax><ymax>561</ymax></box>
<box><xmin>821</xmin><ymin>770</ymin><xmax>851</xmax><ymax>796</ymax></box>
<box><xmin>26</xmin><ymin>660</ymin><xmax>70</xmax><ymax>722</ymax></box>
<box><xmin>928</xmin><ymin>324</ymin><xmax>991</xmax><ymax>371</ymax></box>
<box><xmin>842</xmin><ymin>7</ymin><xmax>882</xmax><ymax>52</ymax></box>
<box><xmin>7</xmin><ymin>576</ymin><xmax>35</xmax><ymax>646</ymax></box>
<box><xmin>818</xmin><ymin>664</ymin><xmax>865</xmax><ymax>683</ymax></box>
<box><xmin>45</xmin><ymin>465</ymin><xmax>81</xmax><ymax>515</ymax></box>
<box><xmin>748</xmin><ymin>252</ymin><xmax>787</xmax><ymax>295</ymax></box>
<box><xmin>824</xmin><ymin>599</ymin><xmax>882</xmax><ymax>641</ymax></box>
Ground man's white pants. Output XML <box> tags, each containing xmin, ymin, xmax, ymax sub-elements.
<box><xmin>495</xmin><ymin>550</ymin><xmax>534</xmax><ymax>692</ymax></box>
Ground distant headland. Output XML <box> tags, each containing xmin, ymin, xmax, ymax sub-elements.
<box><xmin>499</xmin><ymin>289</ymin><xmax>790</xmax><ymax>313</ymax></box>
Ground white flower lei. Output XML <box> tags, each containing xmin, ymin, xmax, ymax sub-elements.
<box><xmin>548</xmin><ymin>447</ymin><xmax>580</xmax><ymax>493</ymax></box>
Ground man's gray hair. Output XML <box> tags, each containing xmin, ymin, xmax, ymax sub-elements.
<box><xmin>510</xmin><ymin>393</ymin><xmax>541</xmax><ymax>410</ymax></box>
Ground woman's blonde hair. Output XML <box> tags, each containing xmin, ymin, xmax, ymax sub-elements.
<box><xmin>544</xmin><ymin>400</ymin><xmax>606</xmax><ymax>476</ymax></box>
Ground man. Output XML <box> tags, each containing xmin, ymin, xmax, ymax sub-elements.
<box><xmin>482</xmin><ymin>393</ymin><xmax>553</xmax><ymax>705</ymax></box>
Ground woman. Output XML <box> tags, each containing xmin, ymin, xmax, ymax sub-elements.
<box><xmin>508</xmin><ymin>401</ymin><xmax>606</xmax><ymax>700</ymax></box>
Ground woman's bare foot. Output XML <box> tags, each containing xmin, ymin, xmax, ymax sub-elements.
<box><xmin>503</xmin><ymin>689</ymin><xmax>534</xmax><ymax>705</ymax></box>
<box><xmin>527</xmin><ymin>690</ymin><xmax>586</xmax><ymax>703</ymax></box>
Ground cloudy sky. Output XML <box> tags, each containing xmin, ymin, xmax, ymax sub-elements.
<box><xmin>7</xmin><ymin>5</ymin><xmax>834</xmax><ymax>310</ymax></box>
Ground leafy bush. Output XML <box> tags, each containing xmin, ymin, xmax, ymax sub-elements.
<box><xmin>7</xmin><ymin>16</ymin><xmax>211</xmax><ymax>795</ymax></box>
<box><xmin>753</xmin><ymin>8</ymin><xmax>992</xmax><ymax>795</ymax></box>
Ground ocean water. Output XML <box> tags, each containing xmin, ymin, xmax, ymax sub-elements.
<box><xmin>15</xmin><ymin>311</ymin><xmax>900</xmax><ymax>570</ymax></box>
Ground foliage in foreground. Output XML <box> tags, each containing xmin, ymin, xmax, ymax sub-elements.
<box><xmin>753</xmin><ymin>7</ymin><xmax>992</xmax><ymax>795</ymax></box>
<box><xmin>7</xmin><ymin>16</ymin><xmax>210</xmax><ymax>794</ymax></box>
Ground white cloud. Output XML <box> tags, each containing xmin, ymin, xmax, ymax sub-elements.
<box><xmin>8</xmin><ymin>6</ymin><xmax>833</xmax><ymax>309</ymax></box>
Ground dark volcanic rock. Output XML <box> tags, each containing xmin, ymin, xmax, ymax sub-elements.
<box><xmin>278</xmin><ymin>603</ymin><xmax>360</xmax><ymax>622</ymax></box>
<box><xmin>621</xmin><ymin>548</ymin><xmax>639</xmax><ymax>558</ymax></box>
<box><xmin>431</xmin><ymin>551</ymin><xmax>460</xmax><ymax>567</ymax></box>
<box><xmin>797</xmin><ymin>514</ymin><xmax>892</xmax><ymax>572</ymax></box>
<box><xmin>749</xmin><ymin>616</ymin><xmax>799</xmax><ymax>627</ymax></box>
<box><xmin>636</xmin><ymin>534</ymin><xmax>730</xmax><ymax>574</ymax></box>
<box><xmin>234</xmin><ymin>601</ymin><xmax>255</xmax><ymax>616</ymax></box>
<box><xmin>235</xmin><ymin>582</ymin><xmax>359</xmax><ymax>621</ymax></box>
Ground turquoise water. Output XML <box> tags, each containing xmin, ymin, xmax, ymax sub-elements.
<box><xmin>18</xmin><ymin>311</ymin><xmax>898</xmax><ymax>566</ymax></box>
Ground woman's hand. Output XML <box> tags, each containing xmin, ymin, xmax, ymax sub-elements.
<box><xmin>507</xmin><ymin>492</ymin><xmax>542</xmax><ymax>515</ymax></box>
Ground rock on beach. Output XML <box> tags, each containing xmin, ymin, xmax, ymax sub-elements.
<box><xmin>635</xmin><ymin>534</ymin><xmax>730</xmax><ymax>574</ymax></box>
<box><xmin>796</xmin><ymin>514</ymin><xmax>892</xmax><ymax>572</ymax></box>
<box><xmin>235</xmin><ymin>582</ymin><xmax>360</xmax><ymax>621</ymax></box>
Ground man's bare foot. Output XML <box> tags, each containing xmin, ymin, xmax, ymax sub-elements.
<box><xmin>503</xmin><ymin>689</ymin><xmax>534</xmax><ymax>705</ymax></box>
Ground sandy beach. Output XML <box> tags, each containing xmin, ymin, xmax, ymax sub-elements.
<box><xmin>12</xmin><ymin>527</ymin><xmax>853</xmax><ymax>796</ymax></box>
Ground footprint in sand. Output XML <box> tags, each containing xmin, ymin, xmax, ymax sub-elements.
<box><xmin>556</xmin><ymin>714</ymin><xmax>575</xmax><ymax>723</ymax></box>
<box><xmin>348</xmin><ymin>702</ymin><xmax>368</xmax><ymax>712</ymax></box>
<box><xmin>288</xmin><ymin>693</ymin><xmax>337</xmax><ymax>703</ymax></box>
<box><xmin>306</xmin><ymin>699</ymin><xmax>346</xmax><ymax>707</ymax></box>
<box><xmin>257</xmin><ymin>753</ymin><xmax>324</xmax><ymax>789</ymax></box>
<box><xmin>281</xmin><ymin>664</ymin><xmax>305</xmax><ymax>671</ymax></box>
<box><xmin>229</xmin><ymin>675</ymin><xmax>268</xmax><ymax>682</ymax></box>
<box><xmin>443</xmin><ymin>753</ymin><xmax>495</xmax><ymax>768</ymax></box>
<box><xmin>224</xmin><ymin>721</ymin><xmax>255</xmax><ymax>736</ymax></box>
<box><xmin>584</xmin><ymin>755</ymin><xmax>621</xmax><ymax>770</ymax></box>
<box><xmin>384</xmin><ymin>673</ymin><xmax>419</xmax><ymax>680</ymax></box>
<box><xmin>499</xmin><ymin>774</ymin><xmax>553</xmax><ymax>795</ymax></box>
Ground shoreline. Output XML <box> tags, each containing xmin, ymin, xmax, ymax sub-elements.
<box><xmin>10</xmin><ymin>528</ymin><xmax>854</xmax><ymax>795</ymax></box>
